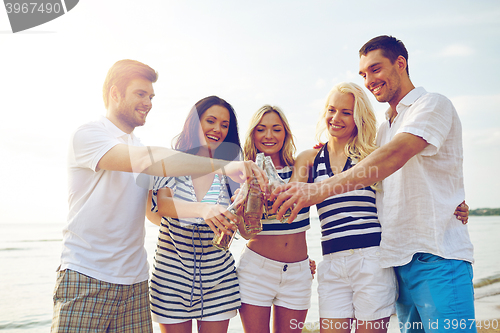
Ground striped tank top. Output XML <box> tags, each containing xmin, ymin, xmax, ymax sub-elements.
<box><xmin>312</xmin><ymin>144</ymin><xmax>381</xmax><ymax>256</ymax></box>
<box><xmin>149</xmin><ymin>174</ymin><xmax>240</xmax><ymax>320</ymax></box>
<box><xmin>259</xmin><ymin>165</ymin><xmax>310</xmax><ymax>235</ymax></box>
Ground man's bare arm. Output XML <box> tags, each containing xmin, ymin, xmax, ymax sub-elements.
<box><xmin>272</xmin><ymin>132</ymin><xmax>428</xmax><ymax>221</ymax></box>
<box><xmin>97</xmin><ymin>144</ymin><xmax>268</xmax><ymax>187</ymax></box>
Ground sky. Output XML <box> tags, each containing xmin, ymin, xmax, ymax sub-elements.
<box><xmin>1</xmin><ymin>0</ymin><xmax>499</xmax><ymax>225</ymax></box>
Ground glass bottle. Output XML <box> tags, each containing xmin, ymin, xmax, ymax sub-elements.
<box><xmin>241</xmin><ymin>153</ymin><xmax>265</xmax><ymax>235</ymax></box>
<box><xmin>212</xmin><ymin>185</ymin><xmax>245</xmax><ymax>251</ymax></box>
<box><xmin>256</xmin><ymin>152</ymin><xmax>265</xmax><ymax>169</ymax></box>
<box><xmin>264</xmin><ymin>155</ymin><xmax>291</xmax><ymax>222</ymax></box>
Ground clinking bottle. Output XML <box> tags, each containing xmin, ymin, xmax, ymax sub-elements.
<box><xmin>264</xmin><ymin>155</ymin><xmax>291</xmax><ymax>222</ymax></box>
<box><xmin>241</xmin><ymin>153</ymin><xmax>265</xmax><ymax>235</ymax></box>
<box><xmin>212</xmin><ymin>184</ymin><xmax>246</xmax><ymax>251</ymax></box>
<box><xmin>212</xmin><ymin>154</ymin><xmax>265</xmax><ymax>250</ymax></box>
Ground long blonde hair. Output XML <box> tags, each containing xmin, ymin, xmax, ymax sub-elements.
<box><xmin>315</xmin><ymin>82</ymin><xmax>378</xmax><ymax>162</ymax></box>
<box><xmin>244</xmin><ymin>105</ymin><xmax>296</xmax><ymax>166</ymax></box>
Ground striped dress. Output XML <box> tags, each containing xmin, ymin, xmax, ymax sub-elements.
<box><xmin>150</xmin><ymin>174</ymin><xmax>240</xmax><ymax>321</ymax></box>
<box><xmin>312</xmin><ymin>145</ymin><xmax>382</xmax><ymax>255</ymax></box>
<box><xmin>259</xmin><ymin>166</ymin><xmax>310</xmax><ymax>235</ymax></box>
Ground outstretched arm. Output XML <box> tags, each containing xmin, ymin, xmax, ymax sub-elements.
<box><xmin>272</xmin><ymin>132</ymin><xmax>428</xmax><ymax>222</ymax></box>
<box><xmin>97</xmin><ymin>144</ymin><xmax>267</xmax><ymax>187</ymax></box>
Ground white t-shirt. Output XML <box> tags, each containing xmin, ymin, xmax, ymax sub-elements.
<box><xmin>60</xmin><ymin>116</ymin><xmax>150</xmax><ymax>284</ymax></box>
<box><xmin>376</xmin><ymin>87</ymin><xmax>474</xmax><ymax>268</ymax></box>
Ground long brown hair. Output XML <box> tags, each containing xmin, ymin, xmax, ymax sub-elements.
<box><xmin>172</xmin><ymin>96</ymin><xmax>242</xmax><ymax>161</ymax></box>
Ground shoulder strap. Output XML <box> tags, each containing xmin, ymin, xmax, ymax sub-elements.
<box><xmin>309</xmin><ymin>144</ymin><xmax>327</xmax><ymax>183</ymax></box>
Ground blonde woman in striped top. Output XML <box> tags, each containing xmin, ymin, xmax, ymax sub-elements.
<box><xmin>237</xmin><ymin>105</ymin><xmax>314</xmax><ymax>333</ymax></box>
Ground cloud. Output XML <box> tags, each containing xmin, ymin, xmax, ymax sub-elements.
<box><xmin>463</xmin><ymin>128</ymin><xmax>500</xmax><ymax>146</ymax></box>
<box><xmin>438</xmin><ymin>44</ymin><xmax>475</xmax><ymax>57</ymax></box>
<box><xmin>451</xmin><ymin>94</ymin><xmax>500</xmax><ymax>127</ymax></box>
<box><xmin>344</xmin><ymin>70</ymin><xmax>358</xmax><ymax>80</ymax></box>
<box><xmin>315</xmin><ymin>78</ymin><xmax>326</xmax><ymax>89</ymax></box>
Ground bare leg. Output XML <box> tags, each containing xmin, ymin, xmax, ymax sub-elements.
<box><xmin>273</xmin><ymin>305</ymin><xmax>308</xmax><ymax>333</ymax></box>
<box><xmin>239</xmin><ymin>303</ymin><xmax>272</xmax><ymax>333</ymax></box>
<box><xmin>354</xmin><ymin>317</ymin><xmax>390</xmax><ymax>333</ymax></box>
<box><xmin>197</xmin><ymin>319</ymin><xmax>230</xmax><ymax>333</ymax></box>
<box><xmin>320</xmin><ymin>318</ymin><xmax>353</xmax><ymax>333</ymax></box>
<box><xmin>159</xmin><ymin>320</ymin><xmax>192</xmax><ymax>333</ymax></box>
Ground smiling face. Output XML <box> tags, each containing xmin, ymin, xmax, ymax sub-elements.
<box><xmin>325</xmin><ymin>91</ymin><xmax>356</xmax><ymax>141</ymax></box>
<box><xmin>359</xmin><ymin>49</ymin><xmax>404</xmax><ymax>108</ymax></box>
<box><xmin>115</xmin><ymin>77</ymin><xmax>155</xmax><ymax>133</ymax></box>
<box><xmin>253</xmin><ymin>111</ymin><xmax>286</xmax><ymax>164</ymax></box>
<box><xmin>198</xmin><ymin>105</ymin><xmax>230</xmax><ymax>153</ymax></box>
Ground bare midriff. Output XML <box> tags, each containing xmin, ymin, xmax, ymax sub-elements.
<box><xmin>246</xmin><ymin>231</ymin><xmax>308</xmax><ymax>263</ymax></box>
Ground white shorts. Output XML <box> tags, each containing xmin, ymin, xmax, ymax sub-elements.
<box><xmin>152</xmin><ymin>310</ymin><xmax>237</xmax><ymax>324</ymax></box>
<box><xmin>236</xmin><ymin>246</ymin><xmax>312</xmax><ymax>310</ymax></box>
<box><xmin>318</xmin><ymin>246</ymin><xmax>396</xmax><ymax>321</ymax></box>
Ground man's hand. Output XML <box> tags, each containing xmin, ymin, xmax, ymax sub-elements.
<box><xmin>224</xmin><ymin>161</ymin><xmax>268</xmax><ymax>192</ymax></box>
<box><xmin>454</xmin><ymin>200</ymin><xmax>469</xmax><ymax>225</ymax></box>
<box><xmin>270</xmin><ymin>182</ymin><xmax>324</xmax><ymax>223</ymax></box>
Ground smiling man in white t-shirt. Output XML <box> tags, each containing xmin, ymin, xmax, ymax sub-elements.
<box><xmin>51</xmin><ymin>59</ymin><xmax>267</xmax><ymax>333</ymax></box>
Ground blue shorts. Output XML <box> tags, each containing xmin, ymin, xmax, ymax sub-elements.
<box><xmin>395</xmin><ymin>253</ymin><xmax>477</xmax><ymax>333</ymax></box>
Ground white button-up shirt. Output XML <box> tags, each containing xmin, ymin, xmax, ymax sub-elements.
<box><xmin>376</xmin><ymin>87</ymin><xmax>474</xmax><ymax>268</ymax></box>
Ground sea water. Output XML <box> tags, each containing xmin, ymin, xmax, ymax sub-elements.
<box><xmin>0</xmin><ymin>216</ymin><xmax>499</xmax><ymax>333</ymax></box>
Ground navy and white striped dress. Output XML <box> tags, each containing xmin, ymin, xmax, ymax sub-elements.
<box><xmin>150</xmin><ymin>174</ymin><xmax>240</xmax><ymax>321</ymax></box>
<box><xmin>259</xmin><ymin>166</ymin><xmax>311</xmax><ymax>235</ymax></box>
<box><xmin>312</xmin><ymin>145</ymin><xmax>381</xmax><ymax>255</ymax></box>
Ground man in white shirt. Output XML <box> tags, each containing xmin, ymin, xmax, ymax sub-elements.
<box><xmin>272</xmin><ymin>36</ymin><xmax>475</xmax><ymax>332</ymax></box>
<box><xmin>51</xmin><ymin>59</ymin><xmax>266</xmax><ymax>333</ymax></box>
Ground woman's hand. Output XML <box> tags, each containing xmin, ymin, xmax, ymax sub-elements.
<box><xmin>309</xmin><ymin>258</ymin><xmax>316</xmax><ymax>278</ymax></box>
<box><xmin>454</xmin><ymin>200</ymin><xmax>469</xmax><ymax>225</ymax></box>
<box><xmin>201</xmin><ymin>204</ymin><xmax>238</xmax><ymax>236</ymax></box>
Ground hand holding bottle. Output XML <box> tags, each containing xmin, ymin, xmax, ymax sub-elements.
<box><xmin>263</xmin><ymin>155</ymin><xmax>292</xmax><ymax>222</ymax></box>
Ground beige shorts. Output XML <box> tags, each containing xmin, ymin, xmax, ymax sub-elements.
<box><xmin>51</xmin><ymin>269</ymin><xmax>152</xmax><ymax>333</ymax></box>
<box><xmin>236</xmin><ymin>246</ymin><xmax>312</xmax><ymax>310</ymax></box>
<box><xmin>318</xmin><ymin>246</ymin><xmax>397</xmax><ymax>321</ymax></box>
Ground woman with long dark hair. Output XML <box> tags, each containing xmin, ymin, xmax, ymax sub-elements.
<box><xmin>147</xmin><ymin>96</ymin><xmax>243</xmax><ymax>333</ymax></box>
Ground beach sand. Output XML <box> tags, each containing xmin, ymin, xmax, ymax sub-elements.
<box><xmin>475</xmin><ymin>294</ymin><xmax>500</xmax><ymax>333</ymax></box>
<box><xmin>301</xmin><ymin>294</ymin><xmax>500</xmax><ymax>332</ymax></box>
<box><xmin>477</xmin><ymin>320</ymin><xmax>500</xmax><ymax>333</ymax></box>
